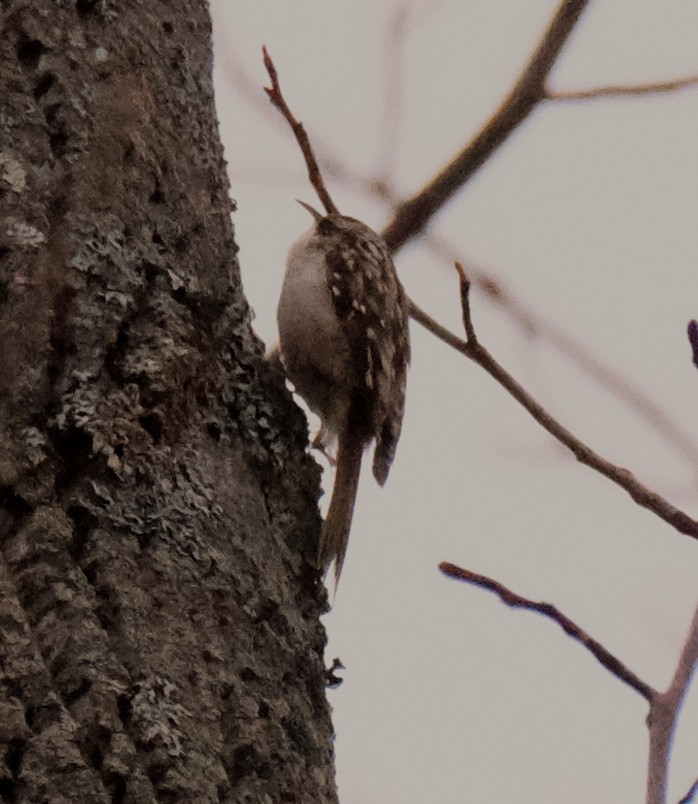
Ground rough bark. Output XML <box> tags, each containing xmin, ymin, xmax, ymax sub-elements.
<box><xmin>0</xmin><ymin>2</ymin><xmax>336</xmax><ymax>802</ymax></box>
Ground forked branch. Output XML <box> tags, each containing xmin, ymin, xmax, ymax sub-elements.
<box><xmin>441</xmin><ymin>559</ymin><xmax>698</xmax><ymax>804</ymax></box>
<box><xmin>412</xmin><ymin>266</ymin><xmax>698</xmax><ymax>541</ymax></box>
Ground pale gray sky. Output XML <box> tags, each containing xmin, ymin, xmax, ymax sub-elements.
<box><xmin>210</xmin><ymin>2</ymin><xmax>698</xmax><ymax>801</ymax></box>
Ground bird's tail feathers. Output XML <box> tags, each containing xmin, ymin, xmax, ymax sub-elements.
<box><xmin>320</xmin><ymin>425</ymin><xmax>364</xmax><ymax>584</ymax></box>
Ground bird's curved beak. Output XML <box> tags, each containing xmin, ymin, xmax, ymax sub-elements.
<box><xmin>295</xmin><ymin>199</ymin><xmax>324</xmax><ymax>223</ymax></box>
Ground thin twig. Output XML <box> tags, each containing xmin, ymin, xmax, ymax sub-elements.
<box><xmin>407</xmin><ymin>269</ymin><xmax>698</xmax><ymax>540</ymax></box>
<box><xmin>408</xmin><ymin>296</ymin><xmax>469</xmax><ymax>352</ymax></box>
<box><xmin>454</xmin><ymin>262</ymin><xmax>476</xmax><ymax>345</ymax></box>
<box><xmin>381</xmin><ymin>0</ymin><xmax>592</xmax><ymax>253</ymax></box>
<box><xmin>679</xmin><ymin>776</ymin><xmax>698</xmax><ymax>804</ymax></box>
<box><xmin>547</xmin><ymin>74</ymin><xmax>698</xmax><ymax>102</ymax></box>
<box><xmin>439</xmin><ymin>562</ymin><xmax>656</xmax><ymax>701</ymax></box>
<box><xmin>469</xmin><ymin>353</ymin><xmax>698</xmax><ymax>541</ymax></box>
<box><xmin>688</xmin><ymin>321</ymin><xmax>698</xmax><ymax>371</ymax></box>
<box><xmin>262</xmin><ymin>46</ymin><xmax>339</xmax><ymax>215</ymax></box>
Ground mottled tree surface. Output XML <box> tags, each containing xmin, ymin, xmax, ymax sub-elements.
<box><xmin>0</xmin><ymin>2</ymin><xmax>336</xmax><ymax>802</ymax></box>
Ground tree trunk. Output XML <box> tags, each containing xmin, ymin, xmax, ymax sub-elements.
<box><xmin>0</xmin><ymin>2</ymin><xmax>336</xmax><ymax>802</ymax></box>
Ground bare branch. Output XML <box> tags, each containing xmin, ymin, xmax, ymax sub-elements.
<box><xmin>467</xmin><ymin>351</ymin><xmax>698</xmax><ymax>540</ymax></box>
<box><xmin>439</xmin><ymin>562</ymin><xmax>656</xmax><ymax>701</ymax></box>
<box><xmin>405</xmin><ymin>277</ymin><xmax>698</xmax><ymax>541</ymax></box>
<box><xmin>381</xmin><ymin>0</ymin><xmax>592</xmax><ymax>253</ymax></box>
<box><xmin>547</xmin><ymin>74</ymin><xmax>698</xmax><ymax>102</ymax></box>
<box><xmin>647</xmin><ymin>604</ymin><xmax>698</xmax><ymax>804</ymax></box>
<box><xmin>262</xmin><ymin>46</ymin><xmax>339</xmax><ymax>215</ymax></box>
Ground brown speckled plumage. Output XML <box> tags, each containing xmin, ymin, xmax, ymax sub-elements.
<box><xmin>277</xmin><ymin>204</ymin><xmax>409</xmax><ymax>581</ymax></box>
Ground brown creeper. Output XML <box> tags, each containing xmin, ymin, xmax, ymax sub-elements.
<box><xmin>277</xmin><ymin>202</ymin><xmax>410</xmax><ymax>581</ymax></box>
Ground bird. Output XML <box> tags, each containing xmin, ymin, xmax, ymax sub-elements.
<box><xmin>277</xmin><ymin>201</ymin><xmax>410</xmax><ymax>581</ymax></box>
